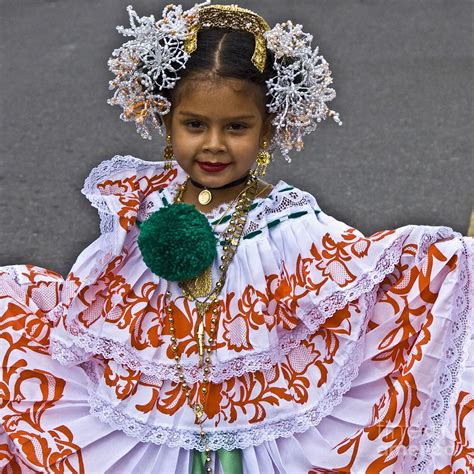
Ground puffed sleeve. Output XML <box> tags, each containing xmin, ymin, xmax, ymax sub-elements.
<box><xmin>260</xmin><ymin>189</ymin><xmax>462</xmax><ymax>332</ymax></box>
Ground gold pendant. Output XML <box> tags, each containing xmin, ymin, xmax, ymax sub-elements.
<box><xmin>197</xmin><ymin>319</ymin><xmax>205</xmax><ymax>366</ymax></box>
<box><xmin>194</xmin><ymin>301</ymin><xmax>210</xmax><ymax>366</ymax></box>
<box><xmin>183</xmin><ymin>265</ymin><xmax>213</xmax><ymax>298</ymax></box>
<box><xmin>198</xmin><ymin>189</ymin><xmax>212</xmax><ymax>205</ymax></box>
<box><xmin>193</xmin><ymin>403</ymin><xmax>204</xmax><ymax>423</ymax></box>
<box><xmin>195</xmin><ymin>301</ymin><xmax>210</xmax><ymax>315</ymax></box>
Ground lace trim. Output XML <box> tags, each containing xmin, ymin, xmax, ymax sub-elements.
<box><xmin>81</xmin><ymin>155</ymin><xmax>178</xmax><ymax>254</ymax></box>
<box><xmin>0</xmin><ymin>265</ymin><xmax>22</xmax><ymax>285</ymax></box>
<box><xmin>49</xmin><ymin>336</ymin><xmax>92</xmax><ymax>366</ymax></box>
<box><xmin>86</xmin><ymin>291</ymin><xmax>375</xmax><ymax>451</ymax></box>
<box><xmin>281</xmin><ymin>226</ymin><xmax>453</xmax><ymax>332</ymax></box>
<box><xmin>80</xmin><ymin>359</ymin><xmax>102</xmax><ymax>387</ymax></box>
<box><xmin>300</xmin><ymin>232</ymin><xmax>405</xmax><ymax>330</ymax></box>
<box><xmin>81</xmin><ymin>155</ymin><xmax>318</xmax><ymax>247</ymax></box>
<box><xmin>51</xmin><ymin>227</ymin><xmax>457</xmax><ymax>386</ymax></box>
<box><xmin>163</xmin><ymin>178</ymin><xmax>318</xmax><ymax>236</ymax></box>
<box><xmin>416</xmin><ymin>227</ymin><xmax>462</xmax><ymax>264</ymax></box>
<box><xmin>50</xmin><ymin>322</ymin><xmax>313</xmax><ymax>384</ymax></box>
<box><xmin>244</xmin><ymin>188</ymin><xmax>317</xmax><ymax>236</ymax></box>
<box><xmin>45</xmin><ymin>304</ymin><xmax>65</xmax><ymax>325</ymax></box>
<box><xmin>50</xmin><ymin>232</ymin><xmax>401</xmax><ymax>382</ymax></box>
<box><xmin>406</xmin><ymin>236</ymin><xmax>473</xmax><ymax>472</ymax></box>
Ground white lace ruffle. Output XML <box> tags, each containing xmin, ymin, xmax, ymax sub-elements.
<box><xmin>50</xmin><ymin>231</ymin><xmax>405</xmax><ymax>383</ymax></box>
<box><xmin>406</xmin><ymin>236</ymin><xmax>473</xmax><ymax>472</ymax></box>
<box><xmin>50</xmin><ymin>323</ymin><xmax>312</xmax><ymax>384</ymax></box>
<box><xmin>85</xmin><ymin>291</ymin><xmax>375</xmax><ymax>451</ymax></box>
<box><xmin>300</xmin><ymin>232</ymin><xmax>406</xmax><ymax>330</ymax></box>
<box><xmin>74</xmin><ymin>157</ymin><xmax>176</xmax><ymax>330</ymax></box>
<box><xmin>415</xmin><ymin>227</ymin><xmax>458</xmax><ymax>264</ymax></box>
<box><xmin>244</xmin><ymin>187</ymin><xmax>318</xmax><ymax>237</ymax></box>
<box><xmin>81</xmin><ymin>155</ymin><xmax>171</xmax><ymax>255</ymax></box>
<box><xmin>155</xmin><ymin>173</ymin><xmax>316</xmax><ymax>236</ymax></box>
<box><xmin>45</xmin><ymin>304</ymin><xmax>66</xmax><ymax>325</ymax></box>
<box><xmin>81</xmin><ymin>155</ymin><xmax>309</xmax><ymax>248</ymax></box>
<box><xmin>50</xmin><ymin>335</ymin><xmax>93</xmax><ymax>366</ymax></box>
<box><xmin>0</xmin><ymin>266</ymin><xmax>21</xmax><ymax>284</ymax></box>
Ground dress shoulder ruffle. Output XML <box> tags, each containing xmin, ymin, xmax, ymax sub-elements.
<box><xmin>81</xmin><ymin>154</ymin><xmax>184</xmax><ymax>254</ymax></box>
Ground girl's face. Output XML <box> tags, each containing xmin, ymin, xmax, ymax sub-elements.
<box><xmin>164</xmin><ymin>77</ymin><xmax>272</xmax><ymax>187</ymax></box>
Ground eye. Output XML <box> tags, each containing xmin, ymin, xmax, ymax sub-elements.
<box><xmin>185</xmin><ymin>120</ymin><xmax>204</xmax><ymax>129</ymax></box>
<box><xmin>228</xmin><ymin>123</ymin><xmax>248</xmax><ymax>131</ymax></box>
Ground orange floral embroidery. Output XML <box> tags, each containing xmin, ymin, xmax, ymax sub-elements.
<box><xmin>334</xmin><ymin>373</ymin><xmax>421</xmax><ymax>472</ymax></box>
<box><xmin>221</xmin><ymin>366</ymin><xmax>292</xmax><ymax>424</ymax></box>
<box><xmin>434</xmin><ymin>390</ymin><xmax>474</xmax><ymax>472</ymax></box>
<box><xmin>104</xmin><ymin>364</ymin><xmax>140</xmax><ymax>400</ymax></box>
<box><xmin>138</xmin><ymin>168</ymin><xmax>178</xmax><ymax>197</ymax></box>
<box><xmin>74</xmin><ymin>253</ymin><xmax>127</xmax><ymax>329</ymax></box>
<box><xmin>310</xmin><ymin>233</ymin><xmax>357</xmax><ymax>287</ymax></box>
<box><xmin>222</xmin><ymin>287</ymin><xmax>267</xmax><ymax>351</ymax></box>
<box><xmin>265</xmin><ymin>255</ymin><xmax>311</xmax><ymax>329</ymax></box>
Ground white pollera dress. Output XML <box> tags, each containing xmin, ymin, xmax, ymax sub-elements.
<box><xmin>0</xmin><ymin>155</ymin><xmax>472</xmax><ymax>473</ymax></box>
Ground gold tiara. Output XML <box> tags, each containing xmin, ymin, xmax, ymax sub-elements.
<box><xmin>183</xmin><ymin>4</ymin><xmax>271</xmax><ymax>73</ymax></box>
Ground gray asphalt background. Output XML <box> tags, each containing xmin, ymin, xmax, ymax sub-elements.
<box><xmin>0</xmin><ymin>0</ymin><xmax>472</xmax><ymax>277</ymax></box>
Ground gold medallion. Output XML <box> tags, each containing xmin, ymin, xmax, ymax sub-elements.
<box><xmin>182</xmin><ymin>265</ymin><xmax>213</xmax><ymax>298</ymax></box>
<box><xmin>198</xmin><ymin>189</ymin><xmax>212</xmax><ymax>205</ymax></box>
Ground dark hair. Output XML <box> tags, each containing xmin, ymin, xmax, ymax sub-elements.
<box><xmin>152</xmin><ymin>28</ymin><xmax>275</xmax><ymax>107</ymax></box>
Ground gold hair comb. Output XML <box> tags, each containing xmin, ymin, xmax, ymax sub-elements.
<box><xmin>183</xmin><ymin>4</ymin><xmax>271</xmax><ymax>73</ymax></box>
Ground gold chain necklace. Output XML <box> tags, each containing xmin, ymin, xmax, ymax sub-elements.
<box><xmin>212</xmin><ymin>181</ymin><xmax>272</xmax><ymax>232</ymax></box>
<box><xmin>177</xmin><ymin>180</ymin><xmax>271</xmax><ymax>300</ymax></box>
<box><xmin>165</xmin><ymin>174</ymin><xmax>259</xmax><ymax>472</ymax></box>
<box><xmin>175</xmin><ymin>178</ymin><xmax>258</xmax><ymax>294</ymax></box>
<box><xmin>179</xmin><ymin>180</ymin><xmax>270</xmax><ymax>298</ymax></box>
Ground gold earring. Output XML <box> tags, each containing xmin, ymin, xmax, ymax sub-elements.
<box><xmin>253</xmin><ymin>141</ymin><xmax>271</xmax><ymax>178</ymax></box>
<box><xmin>164</xmin><ymin>135</ymin><xmax>174</xmax><ymax>170</ymax></box>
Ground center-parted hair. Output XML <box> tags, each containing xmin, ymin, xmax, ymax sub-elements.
<box><xmin>157</xmin><ymin>28</ymin><xmax>275</xmax><ymax>106</ymax></box>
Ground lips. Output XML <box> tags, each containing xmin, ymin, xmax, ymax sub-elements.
<box><xmin>197</xmin><ymin>161</ymin><xmax>230</xmax><ymax>173</ymax></box>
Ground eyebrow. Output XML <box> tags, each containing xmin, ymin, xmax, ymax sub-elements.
<box><xmin>178</xmin><ymin>111</ymin><xmax>257</xmax><ymax>121</ymax></box>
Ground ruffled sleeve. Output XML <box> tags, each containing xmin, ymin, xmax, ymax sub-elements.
<box><xmin>185</xmin><ymin>186</ymin><xmax>461</xmax><ymax>379</ymax></box>
<box><xmin>264</xmin><ymin>209</ymin><xmax>401</xmax><ymax>330</ymax></box>
<box><xmin>49</xmin><ymin>155</ymin><xmax>182</xmax><ymax>366</ymax></box>
<box><xmin>81</xmin><ymin>154</ymin><xmax>183</xmax><ymax>255</ymax></box>
<box><xmin>50</xmin><ymin>166</ymin><xmax>462</xmax><ymax>376</ymax></box>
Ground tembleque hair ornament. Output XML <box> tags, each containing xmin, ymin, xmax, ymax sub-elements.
<box><xmin>108</xmin><ymin>1</ymin><xmax>342</xmax><ymax>162</ymax></box>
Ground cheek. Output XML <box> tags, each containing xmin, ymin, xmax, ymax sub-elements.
<box><xmin>229</xmin><ymin>145</ymin><xmax>259</xmax><ymax>169</ymax></box>
<box><xmin>171</xmin><ymin>131</ymin><xmax>198</xmax><ymax>158</ymax></box>
<box><xmin>230</xmin><ymin>137</ymin><xmax>259</xmax><ymax>157</ymax></box>
<box><xmin>172</xmin><ymin>142</ymin><xmax>193</xmax><ymax>161</ymax></box>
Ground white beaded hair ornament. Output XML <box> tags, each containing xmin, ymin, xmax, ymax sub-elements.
<box><xmin>108</xmin><ymin>1</ymin><xmax>342</xmax><ymax>162</ymax></box>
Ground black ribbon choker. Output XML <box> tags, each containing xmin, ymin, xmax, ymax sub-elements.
<box><xmin>189</xmin><ymin>173</ymin><xmax>250</xmax><ymax>190</ymax></box>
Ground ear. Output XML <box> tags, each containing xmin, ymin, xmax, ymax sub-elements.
<box><xmin>261</xmin><ymin>113</ymin><xmax>275</xmax><ymax>145</ymax></box>
<box><xmin>162</xmin><ymin>113</ymin><xmax>172</xmax><ymax>136</ymax></box>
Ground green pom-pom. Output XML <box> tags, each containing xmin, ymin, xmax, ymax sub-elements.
<box><xmin>137</xmin><ymin>203</ymin><xmax>217</xmax><ymax>281</ymax></box>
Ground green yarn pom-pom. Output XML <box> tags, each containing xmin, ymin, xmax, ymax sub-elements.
<box><xmin>137</xmin><ymin>203</ymin><xmax>217</xmax><ymax>282</ymax></box>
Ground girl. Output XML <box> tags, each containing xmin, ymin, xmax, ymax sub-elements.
<box><xmin>0</xmin><ymin>2</ymin><xmax>472</xmax><ymax>473</ymax></box>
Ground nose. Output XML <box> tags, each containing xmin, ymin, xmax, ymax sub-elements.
<box><xmin>202</xmin><ymin>128</ymin><xmax>226</xmax><ymax>154</ymax></box>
